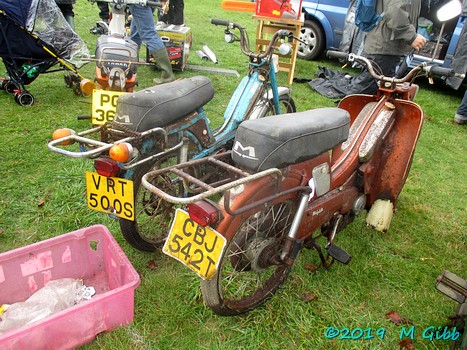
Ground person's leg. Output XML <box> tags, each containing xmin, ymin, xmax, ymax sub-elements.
<box><xmin>352</xmin><ymin>53</ymin><xmax>402</xmax><ymax>95</ymax></box>
<box><xmin>129</xmin><ymin>5</ymin><xmax>165</xmax><ymax>51</ymax></box>
<box><xmin>129</xmin><ymin>4</ymin><xmax>174</xmax><ymax>84</ymax></box>
<box><xmin>366</xmin><ymin>54</ymin><xmax>401</xmax><ymax>77</ymax></box>
<box><xmin>97</xmin><ymin>1</ymin><xmax>110</xmax><ymax>22</ymax></box>
<box><xmin>129</xmin><ymin>13</ymin><xmax>142</xmax><ymax>48</ymax></box>
<box><xmin>171</xmin><ymin>0</ymin><xmax>184</xmax><ymax>25</ymax></box>
<box><xmin>454</xmin><ymin>89</ymin><xmax>467</xmax><ymax>125</ymax></box>
<box><xmin>58</xmin><ymin>4</ymin><xmax>75</xmax><ymax>30</ymax></box>
<box><xmin>159</xmin><ymin>6</ymin><xmax>168</xmax><ymax>23</ymax></box>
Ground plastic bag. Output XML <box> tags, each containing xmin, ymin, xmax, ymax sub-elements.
<box><xmin>0</xmin><ymin>278</ymin><xmax>91</xmax><ymax>333</ymax></box>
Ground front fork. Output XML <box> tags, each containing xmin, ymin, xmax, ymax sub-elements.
<box><xmin>280</xmin><ymin>193</ymin><xmax>309</xmax><ymax>264</ymax></box>
<box><xmin>280</xmin><ymin>192</ymin><xmax>351</xmax><ymax>267</ymax></box>
<box><xmin>180</xmin><ymin>136</ymin><xmax>190</xmax><ymax>163</ymax></box>
<box><xmin>268</xmin><ymin>64</ymin><xmax>281</xmax><ymax>113</ymax></box>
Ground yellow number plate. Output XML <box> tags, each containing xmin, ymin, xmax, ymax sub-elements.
<box><xmin>91</xmin><ymin>90</ymin><xmax>127</xmax><ymax>125</ymax></box>
<box><xmin>86</xmin><ymin>171</ymin><xmax>134</xmax><ymax>220</ymax></box>
<box><xmin>163</xmin><ymin>209</ymin><xmax>227</xmax><ymax>280</ymax></box>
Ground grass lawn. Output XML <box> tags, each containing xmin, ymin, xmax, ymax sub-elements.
<box><xmin>0</xmin><ymin>0</ymin><xmax>465</xmax><ymax>349</ymax></box>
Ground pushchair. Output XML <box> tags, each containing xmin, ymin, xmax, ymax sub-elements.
<box><xmin>0</xmin><ymin>0</ymin><xmax>94</xmax><ymax>106</ymax></box>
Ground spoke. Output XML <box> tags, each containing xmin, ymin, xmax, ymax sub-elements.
<box><xmin>210</xmin><ymin>200</ymin><xmax>296</xmax><ymax>311</ymax></box>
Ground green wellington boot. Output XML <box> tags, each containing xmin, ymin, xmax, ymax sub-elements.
<box><xmin>149</xmin><ymin>48</ymin><xmax>176</xmax><ymax>84</ymax></box>
<box><xmin>64</xmin><ymin>15</ymin><xmax>75</xmax><ymax>31</ymax></box>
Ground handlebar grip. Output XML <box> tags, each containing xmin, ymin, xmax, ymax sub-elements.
<box><xmin>326</xmin><ymin>50</ymin><xmax>349</xmax><ymax>60</ymax></box>
<box><xmin>77</xmin><ymin>114</ymin><xmax>92</xmax><ymax>120</ymax></box>
<box><xmin>211</xmin><ymin>18</ymin><xmax>230</xmax><ymax>26</ymax></box>
<box><xmin>428</xmin><ymin>66</ymin><xmax>456</xmax><ymax>78</ymax></box>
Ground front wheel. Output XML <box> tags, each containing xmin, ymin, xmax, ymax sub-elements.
<box><xmin>256</xmin><ymin>94</ymin><xmax>296</xmax><ymax>118</ymax></box>
<box><xmin>201</xmin><ymin>199</ymin><xmax>298</xmax><ymax>315</ymax></box>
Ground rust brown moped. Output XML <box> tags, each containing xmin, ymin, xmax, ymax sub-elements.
<box><xmin>142</xmin><ymin>51</ymin><xmax>463</xmax><ymax>316</ymax></box>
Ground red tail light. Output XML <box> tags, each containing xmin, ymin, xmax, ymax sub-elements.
<box><xmin>94</xmin><ymin>157</ymin><xmax>120</xmax><ymax>177</ymax></box>
<box><xmin>187</xmin><ymin>201</ymin><xmax>220</xmax><ymax>227</ymax></box>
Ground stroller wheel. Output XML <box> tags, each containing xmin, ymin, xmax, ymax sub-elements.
<box><xmin>64</xmin><ymin>73</ymin><xmax>74</xmax><ymax>88</ymax></box>
<box><xmin>72</xmin><ymin>83</ymin><xmax>81</xmax><ymax>96</ymax></box>
<box><xmin>4</xmin><ymin>81</ymin><xmax>19</xmax><ymax>94</ymax></box>
<box><xmin>80</xmin><ymin>88</ymin><xmax>92</xmax><ymax>98</ymax></box>
<box><xmin>14</xmin><ymin>91</ymin><xmax>34</xmax><ymax>106</ymax></box>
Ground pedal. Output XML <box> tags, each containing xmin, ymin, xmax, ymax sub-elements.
<box><xmin>436</xmin><ymin>270</ymin><xmax>467</xmax><ymax>304</ymax></box>
<box><xmin>326</xmin><ymin>244</ymin><xmax>351</xmax><ymax>265</ymax></box>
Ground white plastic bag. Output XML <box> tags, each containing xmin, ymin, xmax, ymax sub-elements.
<box><xmin>0</xmin><ymin>278</ymin><xmax>85</xmax><ymax>333</ymax></box>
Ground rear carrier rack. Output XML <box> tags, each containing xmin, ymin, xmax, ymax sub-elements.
<box><xmin>141</xmin><ymin>151</ymin><xmax>283</xmax><ymax>205</ymax></box>
<box><xmin>47</xmin><ymin>122</ymin><xmax>182</xmax><ymax>170</ymax></box>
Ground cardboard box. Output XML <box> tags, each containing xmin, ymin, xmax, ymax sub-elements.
<box><xmin>147</xmin><ymin>24</ymin><xmax>192</xmax><ymax>70</ymax></box>
<box><xmin>255</xmin><ymin>0</ymin><xmax>303</xmax><ymax>20</ymax></box>
<box><xmin>0</xmin><ymin>225</ymin><xmax>140</xmax><ymax>350</ymax></box>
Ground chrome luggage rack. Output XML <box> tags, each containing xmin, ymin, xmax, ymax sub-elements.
<box><xmin>48</xmin><ymin>123</ymin><xmax>168</xmax><ymax>159</ymax></box>
<box><xmin>141</xmin><ymin>151</ymin><xmax>283</xmax><ymax>205</ymax></box>
<box><xmin>47</xmin><ymin>122</ymin><xmax>187</xmax><ymax>170</ymax></box>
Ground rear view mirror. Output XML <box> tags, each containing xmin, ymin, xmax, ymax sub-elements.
<box><xmin>437</xmin><ymin>0</ymin><xmax>462</xmax><ymax>22</ymax></box>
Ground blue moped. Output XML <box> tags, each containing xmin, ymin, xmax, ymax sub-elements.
<box><xmin>48</xmin><ymin>19</ymin><xmax>297</xmax><ymax>251</ymax></box>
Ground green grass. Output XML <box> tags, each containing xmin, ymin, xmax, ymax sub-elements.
<box><xmin>0</xmin><ymin>1</ymin><xmax>466</xmax><ymax>349</ymax></box>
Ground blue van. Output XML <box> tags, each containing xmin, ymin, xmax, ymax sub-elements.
<box><xmin>299</xmin><ymin>0</ymin><xmax>466</xmax><ymax>88</ymax></box>
<box><xmin>298</xmin><ymin>0</ymin><xmax>350</xmax><ymax>60</ymax></box>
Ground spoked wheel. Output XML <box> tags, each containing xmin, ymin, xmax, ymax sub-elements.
<box><xmin>201</xmin><ymin>199</ymin><xmax>298</xmax><ymax>315</ymax></box>
<box><xmin>14</xmin><ymin>91</ymin><xmax>34</xmax><ymax>106</ymax></box>
<box><xmin>119</xmin><ymin>154</ymin><xmax>181</xmax><ymax>252</ymax></box>
<box><xmin>254</xmin><ymin>94</ymin><xmax>296</xmax><ymax>119</ymax></box>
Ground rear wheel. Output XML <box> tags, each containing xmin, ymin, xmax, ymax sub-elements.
<box><xmin>201</xmin><ymin>199</ymin><xmax>297</xmax><ymax>315</ymax></box>
<box><xmin>298</xmin><ymin>20</ymin><xmax>325</xmax><ymax>61</ymax></box>
<box><xmin>4</xmin><ymin>81</ymin><xmax>19</xmax><ymax>94</ymax></box>
<box><xmin>119</xmin><ymin>154</ymin><xmax>181</xmax><ymax>252</ymax></box>
<box><xmin>14</xmin><ymin>91</ymin><xmax>34</xmax><ymax>106</ymax></box>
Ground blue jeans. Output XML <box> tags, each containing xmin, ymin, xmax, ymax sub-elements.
<box><xmin>457</xmin><ymin>89</ymin><xmax>467</xmax><ymax>117</ymax></box>
<box><xmin>128</xmin><ymin>5</ymin><xmax>165</xmax><ymax>51</ymax></box>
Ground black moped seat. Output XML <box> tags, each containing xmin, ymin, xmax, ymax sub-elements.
<box><xmin>232</xmin><ymin>108</ymin><xmax>350</xmax><ymax>172</ymax></box>
<box><xmin>115</xmin><ymin>76</ymin><xmax>214</xmax><ymax>131</ymax></box>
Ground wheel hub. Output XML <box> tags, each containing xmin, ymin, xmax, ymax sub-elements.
<box><xmin>244</xmin><ymin>237</ymin><xmax>277</xmax><ymax>272</ymax></box>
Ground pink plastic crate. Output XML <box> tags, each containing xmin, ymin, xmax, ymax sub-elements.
<box><xmin>0</xmin><ymin>225</ymin><xmax>140</xmax><ymax>350</ymax></box>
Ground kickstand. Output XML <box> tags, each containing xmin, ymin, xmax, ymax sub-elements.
<box><xmin>304</xmin><ymin>237</ymin><xmax>333</xmax><ymax>269</ymax></box>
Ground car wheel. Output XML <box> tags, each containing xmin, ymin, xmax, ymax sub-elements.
<box><xmin>298</xmin><ymin>20</ymin><xmax>325</xmax><ymax>60</ymax></box>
